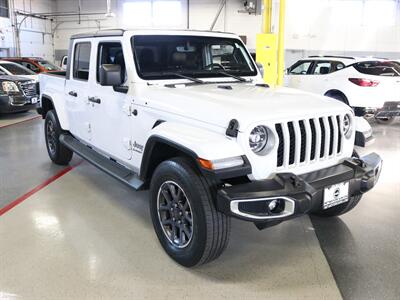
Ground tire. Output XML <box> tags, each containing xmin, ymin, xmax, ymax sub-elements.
<box><xmin>45</xmin><ymin>110</ymin><xmax>73</xmax><ymax>165</ymax></box>
<box><xmin>375</xmin><ymin>116</ymin><xmax>395</xmax><ymax>125</ymax></box>
<box><xmin>312</xmin><ymin>150</ymin><xmax>362</xmax><ymax>217</ymax></box>
<box><xmin>149</xmin><ymin>157</ymin><xmax>230</xmax><ymax>267</ymax></box>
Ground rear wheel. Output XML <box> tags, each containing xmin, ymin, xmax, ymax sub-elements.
<box><xmin>149</xmin><ymin>157</ymin><xmax>230</xmax><ymax>267</ymax></box>
<box><xmin>45</xmin><ymin>110</ymin><xmax>73</xmax><ymax>165</ymax></box>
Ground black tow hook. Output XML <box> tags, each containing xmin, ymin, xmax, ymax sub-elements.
<box><xmin>353</xmin><ymin>158</ymin><xmax>366</xmax><ymax>168</ymax></box>
<box><xmin>290</xmin><ymin>175</ymin><xmax>302</xmax><ymax>188</ymax></box>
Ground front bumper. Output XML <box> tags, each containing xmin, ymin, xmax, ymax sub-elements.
<box><xmin>0</xmin><ymin>95</ymin><xmax>38</xmax><ymax>113</ymax></box>
<box><xmin>374</xmin><ymin>101</ymin><xmax>400</xmax><ymax>118</ymax></box>
<box><xmin>217</xmin><ymin>153</ymin><xmax>382</xmax><ymax>223</ymax></box>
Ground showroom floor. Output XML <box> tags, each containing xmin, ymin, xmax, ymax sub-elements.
<box><xmin>0</xmin><ymin>113</ymin><xmax>399</xmax><ymax>300</ymax></box>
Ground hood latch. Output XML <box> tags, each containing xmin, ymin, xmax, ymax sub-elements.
<box><xmin>226</xmin><ymin>119</ymin><xmax>239</xmax><ymax>138</ymax></box>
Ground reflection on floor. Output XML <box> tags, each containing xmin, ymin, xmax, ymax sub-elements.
<box><xmin>0</xmin><ymin>110</ymin><xmax>39</xmax><ymax>128</ymax></box>
<box><xmin>312</xmin><ymin>118</ymin><xmax>400</xmax><ymax>300</ymax></box>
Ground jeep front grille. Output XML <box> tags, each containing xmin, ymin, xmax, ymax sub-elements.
<box><xmin>275</xmin><ymin>115</ymin><xmax>343</xmax><ymax>168</ymax></box>
<box><xmin>18</xmin><ymin>81</ymin><xmax>37</xmax><ymax>98</ymax></box>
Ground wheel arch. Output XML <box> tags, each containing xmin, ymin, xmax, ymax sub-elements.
<box><xmin>40</xmin><ymin>93</ymin><xmax>70</xmax><ymax>131</ymax></box>
<box><xmin>324</xmin><ymin>89</ymin><xmax>349</xmax><ymax>105</ymax></box>
<box><xmin>40</xmin><ymin>94</ymin><xmax>55</xmax><ymax>118</ymax></box>
<box><xmin>139</xmin><ymin>136</ymin><xmax>199</xmax><ymax>185</ymax></box>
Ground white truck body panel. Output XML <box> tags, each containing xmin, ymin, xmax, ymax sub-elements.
<box><xmin>39</xmin><ymin>30</ymin><xmax>356</xmax><ymax>180</ymax></box>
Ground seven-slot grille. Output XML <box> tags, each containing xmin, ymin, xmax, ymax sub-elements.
<box><xmin>18</xmin><ymin>81</ymin><xmax>37</xmax><ymax>98</ymax></box>
<box><xmin>275</xmin><ymin>115</ymin><xmax>343</xmax><ymax>168</ymax></box>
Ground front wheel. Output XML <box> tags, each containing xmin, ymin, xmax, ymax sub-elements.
<box><xmin>45</xmin><ymin>110</ymin><xmax>73</xmax><ymax>165</ymax></box>
<box><xmin>149</xmin><ymin>157</ymin><xmax>230</xmax><ymax>267</ymax></box>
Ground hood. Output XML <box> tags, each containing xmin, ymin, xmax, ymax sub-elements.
<box><xmin>15</xmin><ymin>74</ymin><xmax>38</xmax><ymax>81</ymax></box>
<box><xmin>141</xmin><ymin>82</ymin><xmax>352</xmax><ymax>130</ymax></box>
<box><xmin>0</xmin><ymin>75</ymin><xmax>35</xmax><ymax>82</ymax></box>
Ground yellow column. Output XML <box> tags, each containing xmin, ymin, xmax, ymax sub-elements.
<box><xmin>263</xmin><ymin>0</ymin><xmax>273</xmax><ymax>33</ymax></box>
<box><xmin>277</xmin><ymin>0</ymin><xmax>286</xmax><ymax>85</ymax></box>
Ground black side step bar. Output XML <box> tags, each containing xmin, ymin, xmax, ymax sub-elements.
<box><xmin>60</xmin><ymin>134</ymin><xmax>144</xmax><ymax>190</ymax></box>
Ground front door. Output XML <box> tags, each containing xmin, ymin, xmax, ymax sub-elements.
<box><xmin>285</xmin><ymin>60</ymin><xmax>313</xmax><ymax>90</ymax></box>
<box><xmin>87</xmin><ymin>40</ymin><xmax>134</xmax><ymax>165</ymax></box>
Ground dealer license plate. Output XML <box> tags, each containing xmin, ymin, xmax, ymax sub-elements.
<box><xmin>323</xmin><ymin>182</ymin><xmax>349</xmax><ymax>210</ymax></box>
<box><xmin>31</xmin><ymin>97</ymin><xmax>38</xmax><ymax>104</ymax></box>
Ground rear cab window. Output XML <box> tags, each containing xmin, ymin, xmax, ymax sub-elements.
<box><xmin>354</xmin><ymin>61</ymin><xmax>400</xmax><ymax>77</ymax></box>
<box><xmin>73</xmin><ymin>42</ymin><xmax>92</xmax><ymax>81</ymax></box>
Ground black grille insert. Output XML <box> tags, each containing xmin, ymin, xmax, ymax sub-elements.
<box><xmin>275</xmin><ymin>124</ymin><xmax>284</xmax><ymax>167</ymax></box>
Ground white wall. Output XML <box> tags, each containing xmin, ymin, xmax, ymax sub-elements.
<box><xmin>0</xmin><ymin>0</ymin><xmax>55</xmax><ymax>59</ymax></box>
<box><xmin>5</xmin><ymin>0</ymin><xmax>397</xmax><ymax>64</ymax></box>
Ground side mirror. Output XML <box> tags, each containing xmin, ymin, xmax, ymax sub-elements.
<box><xmin>256</xmin><ymin>62</ymin><xmax>264</xmax><ymax>77</ymax></box>
<box><xmin>99</xmin><ymin>64</ymin><xmax>123</xmax><ymax>86</ymax></box>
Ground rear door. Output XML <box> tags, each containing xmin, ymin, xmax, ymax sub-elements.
<box><xmin>64</xmin><ymin>41</ymin><xmax>93</xmax><ymax>142</ymax></box>
<box><xmin>301</xmin><ymin>60</ymin><xmax>339</xmax><ymax>93</ymax></box>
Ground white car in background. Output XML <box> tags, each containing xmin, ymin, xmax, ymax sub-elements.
<box><xmin>0</xmin><ymin>60</ymin><xmax>38</xmax><ymax>82</ymax></box>
<box><xmin>284</xmin><ymin>56</ymin><xmax>400</xmax><ymax>123</ymax></box>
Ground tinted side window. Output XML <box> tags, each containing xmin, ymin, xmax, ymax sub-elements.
<box><xmin>21</xmin><ymin>62</ymin><xmax>40</xmax><ymax>73</ymax></box>
<box><xmin>312</xmin><ymin>61</ymin><xmax>332</xmax><ymax>75</ymax></box>
<box><xmin>354</xmin><ymin>61</ymin><xmax>400</xmax><ymax>77</ymax></box>
<box><xmin>97</xmin><ymin>42</ymin><xmax>125</xmax><ymax>82</ymax></box>
<box><xmin>334</xmin><ymin>62</ymin><xmax>345</xmax><ymax>71</ymax></box>
<box><xmin>289</xmin><ymin>61</ymin><xmax>312</xmax><ymax>75</ymax></box>
<box><xmin>73</xmin><ymin>42</ymin><xmax>91</xmax><ymax>80</ymax></box>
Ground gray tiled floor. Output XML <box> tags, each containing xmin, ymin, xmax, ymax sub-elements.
<box><xmin>0</xmin><ymin>115</ymin><xmax>399</xmax><ymax>299</ymax></box>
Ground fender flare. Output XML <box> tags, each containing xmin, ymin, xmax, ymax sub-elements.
<box><xmin>139</xmin><ymin>122</ymin><xmax>248</xmax><ymax>182</ymax></box>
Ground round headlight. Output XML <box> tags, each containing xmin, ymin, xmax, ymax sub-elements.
<box><xmin>343</xmin><ymin>114</ymin><xmax>352</xmax><ymax>138</ymax></box>
<box><xmin>249</xmin><ymin>126</ymin><xmax>268</xmax><ymax>153</ymax></box>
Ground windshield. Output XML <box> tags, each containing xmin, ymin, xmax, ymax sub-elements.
<box><xmin>36</xmin><ymin>60</ymin><xmax>61</xmax><ymax>71</ymax></box>
<box><xmin>132</xmin><ymin>35</ymin><xmax>257</xmax><ymax>80</ymax></box>
<box><xmin>0</xmin><ymin>62</ymin><xmax>36</xmax><ymax>75</ymax></box>
<box><xmin>354</xmin><ymin>61</ymin><xmax>400</xmax><ymax>77</ymax></box>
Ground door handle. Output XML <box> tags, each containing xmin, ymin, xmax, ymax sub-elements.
<box><xmin>88</xmin><ymin>96</ymin><xmax>101</xmax><ymax>104</ymax></box>
<box><xmin>68</xmin><ymin>91</ymin><xmax>78</xmax><ymax>97</ymax></box>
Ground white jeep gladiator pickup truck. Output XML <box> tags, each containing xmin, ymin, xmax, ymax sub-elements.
<box><xmin>38</xmin><ymin>29</ymin><xmax>382</xmax><ymax>267</ymax></box>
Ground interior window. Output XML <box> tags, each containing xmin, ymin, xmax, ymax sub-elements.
<box><xmin>289</xmin><ymin>61</ymin><xmax>312</xmax><ymax>75</ymax></box>
<box><xmin>312</xmin><ymin>62</ymin><xmax>332</xmax><ymax>75</ymax></box>
<box><xmin>73</xmin><ymin>42</ymin><xmax>91</xmax><ymax>81</ymax></box>
<box><xmin>21</xmin><ymin>62</ymin><xmax>40</xmax><ymax>73</ymax></box>
<box><xmin>132</xmin><ymin>35</ymin><xmax>257</xmax><ymax>80</ymax></box>
<box><xmin>97</xmin><ymin>42</ymin><xmax>125</xmax><ymax>82</ymax></box>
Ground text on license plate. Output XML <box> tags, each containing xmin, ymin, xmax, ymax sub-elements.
<box><xmin>323</xmin><ymin>182</ymin><xmax>349</xmax><ymax>210</ymax></box>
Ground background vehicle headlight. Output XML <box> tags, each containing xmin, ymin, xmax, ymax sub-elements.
<box><xmin>1</xmin><ymin>81</ymin><xmax>20</xmax><ymax>93</ymax></box>
<box><xmin>249</xmin><ymin>125</ymin><xmax>268</xmax><ymax>153</ymax></box>
<box><xmin>343</xmin><ymin>114</ymin><xmax>352</xmax><ymax>138</ymax></box>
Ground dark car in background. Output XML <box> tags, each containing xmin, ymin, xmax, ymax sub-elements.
<box><xmin>2</xmin><ymin>57</ymin><xmax>61</xmax><ymax>74</ymax></box>
<box><xmin>0</xmin><ymin>75</ymin><xmax>39</xmax><ymax>114</ymax></box>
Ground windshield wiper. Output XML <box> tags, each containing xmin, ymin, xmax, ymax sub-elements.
<box><xmin>207</xmin><ymin>70</ymin><xmax>251</xmax><ymax>82</ymax></box>
<box><xmin>160</xmin><ymin>71</ymin><xmax>204</xmax><ymax>84</ymax></box>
